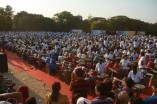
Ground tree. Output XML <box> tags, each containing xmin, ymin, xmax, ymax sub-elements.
<box><xmin>53</xmin><ymin>11</ymin><xmax>83</xmax><ymax>31</ymax></box>
<box><xmin>81</xmin><ymin>20</ymin><xmax>91</xmax><ymax>32</ymax></box>
<box><xmin>0</xmin><ymin>5</ymin><xmax>13</xmax><ymax>30</ymax></box>
<box><xmin>91</xmin><ymin>21</ymin><xmax>108</xmax><ymax>30</ymax></box>
<box><xmin>14</xmin><ymin>11</ymin><xmax>56</xmax><ymax>31</ymax></box>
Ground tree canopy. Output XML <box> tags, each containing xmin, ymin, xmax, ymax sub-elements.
<box><xmin>0</xmin><ymin>5</ymin><xmax>157</xmax><ymax>35</ymax></box>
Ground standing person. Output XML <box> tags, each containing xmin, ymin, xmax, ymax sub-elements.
<box><xmin>49</xmin><ymin>59</ymin><xmax>56</xmax><ymax>75</ymax></box>
<box><xmin>46</xmin><ymin>82</ymin><xmax>70</xmax><ymax>104</ymax></box>
<box><xmin>70</xmin><ymin>67</ymin><xmax>90</xmax><ymax>104</ymax></box>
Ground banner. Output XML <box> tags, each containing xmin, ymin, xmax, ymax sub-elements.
<box><xmin>71</xmin><ymin>29</ymin><xmax>83</xmax><ymax>33</ymax></box>
<box><xmin>117</xmin><ymin>31</ymin><xmax>136</xmax><ymax>35</ymax></box>
<box><xmin>137</xmin><ymin>31</ymin><xmax>145</xmax><ymax>35</ymax></box>
<box><xmin>91</xmin><ymin>30</ymin><xmax>106</xmax><ymax>35</ymax></box>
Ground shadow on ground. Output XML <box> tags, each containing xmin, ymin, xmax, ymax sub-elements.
<box><xmin>2</xmin><ymin>70</ymin><xmax>46</xmax><ymax>104</ymax></box>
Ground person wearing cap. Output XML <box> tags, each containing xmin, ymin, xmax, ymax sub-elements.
<box><xmin>70</xmin><ymin>67</ymin><xmax>90</xmax><ymax>104</ymax></box>
<box><xmin>143</xmin><ymin>75</ymin><xmax>157</xmax><ymax>104</ymax></box>
<box><xmin>77</xmin><ymin>97</ymin><xmax>91</xmax><ymax>104</ymax></box>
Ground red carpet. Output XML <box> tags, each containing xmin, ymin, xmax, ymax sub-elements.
<box><xmin>7</xmin><ymin>51</ymin><xmax>152</xmax><ymax>101</ymax></box>
<box><xmin>7</xmin><ymin>51</ymin><xmax>94</xmax><ymax>101</ymax></box>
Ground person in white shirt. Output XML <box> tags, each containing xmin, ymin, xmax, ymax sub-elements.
<box><xmin>133</xmin><ymin>40</ymin><xmax>139</xmax><ymax>49</ymax></box>
<box><xmin>128</xmin><ymin>64</ymin><xmax>143</xmax><ymax>83</ymax></box>
<box><xmin>131</xmin><ymin>51</ymin><xmax>138</xmax><ymax>61</ymax></box>
<box><xmin>138</xmin><ymin>52</ymin><xmax>146</xmax><ymax>69</ymax></box>
<box><xmin>87</xmin><ymin>42</ymin><xmax>93</xmax><ymax>51</ymax></box>
<box><xmin>114</xmin><ymin>48</ymin><xmax>119</xmax><ymax>57</ymax></box>
<box><xmin>120</xmin><ymin>55</ymin><xmax>130</xmax><ymax>68</ymax></box>
<box><xmin>154</xmin><ymin>59</ymin><xmax>157</xmax><ymax>69</ymax></box>
<box><xmin>37</xmin><ymin>48</ymin><xmax>43</xmax><ymax>55</ymax></box>
<box><xmin>95</xmin><ymin>58</ymin><xmax>106</xmax><ymax>75</ymax></box>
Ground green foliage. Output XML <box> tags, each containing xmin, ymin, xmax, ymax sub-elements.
<box><xmin>91</xmin><ymin>21</ymin><xmax>108</xmax><ymax>30</ymax></box>
<box><xmin>53</xmin><ymin>11</ymin><xmax>83</xmax><ymax>31</ymax></box>
<box><xmin>0</xmin><ymin>5</ymin><xmax>13</xmax><ymax>31</ymax></box>
<box><xmin>13</xmin><ymin>11</ymin><xmax>55</xmax><ymax>31</ymax></box>
<box><xmin>0</xmin><ymin>5</ymin><xmax>157</xmax><ymax>35</ymax></box>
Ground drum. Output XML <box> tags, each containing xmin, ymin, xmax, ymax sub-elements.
<box><xmin>134</xmin><ymin>84</ymin><xmax>145</xmax><ymax>97</ymax></box>
<box><xmin>109</xmin><ymin>68</ymin><xmax>117</xmax><ymax>73</ymax></box>
<box><xmin>0</xmin><ymin>53</ymin><xmax>8</xmax><ymax>73</ymax></box>
<box><xmin>134</xmin><ymin>84</ymin><xmax>145</xmax><ymax>89</ymax></box>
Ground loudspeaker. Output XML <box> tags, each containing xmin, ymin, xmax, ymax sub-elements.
<box><xmin>0</xmin><ymin>53</ymin><xmax>8</xmax><ymax>73</ymax></box>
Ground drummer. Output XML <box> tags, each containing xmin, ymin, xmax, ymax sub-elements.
<box><xmin>120</xmin><ymin>54</ymin><xmax>130</xmax><ymax>68</ymax></box>
<box><xmin>143</xmin><ymin>78</ymin><xmax>157</xmax><ymax>104</ymax></box>
<box><xmin>128</xmin><ymin>64</ymin><xmax>144</xmax><ymax>84</ymax></box>
<box><xmin>154</xmin><ymin>58</ymin><xmax>157</xmax><ymax>69</ymax></box>
<box><xmin>121</xmin><ymin>77</ymin><xmax>134</xmax><ymax>97</ymax></box>
<box><xmin>104</xmin><ymin>49</ymin><xmax>113</xmax><ymax>68</ymax></box>
<box><xmin>95</xmin><ymin>58</ymin><xmax>106</xmax><ymax>76</ymax></box>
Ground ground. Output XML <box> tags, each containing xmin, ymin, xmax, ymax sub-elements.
<box><xmin>3</xmin><ymin>63</ymin><xmax>48</xmax><ymax>104</ymax></box>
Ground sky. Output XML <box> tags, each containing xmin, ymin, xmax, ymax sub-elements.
<box><xmin>0</xmin><ymin>0</ymin><xmax>157</xmax><ymax>23</ymax></box>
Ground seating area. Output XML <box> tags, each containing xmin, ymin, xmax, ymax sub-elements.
<box><xmin>0</xmin><ymin>32</ymin><xmax>157</xmax><ymax>104</ymax></box>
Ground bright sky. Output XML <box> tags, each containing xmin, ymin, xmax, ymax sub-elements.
<box><xmin>0</xmin><ymin>0</ymin><xmax>157</xmax><ymax>23</ymax></box>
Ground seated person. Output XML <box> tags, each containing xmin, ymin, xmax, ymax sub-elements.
<box><xmin>128</xmin><ymin>64</ymin><xmax>143</xmax><ymax>84</ymax></box>
<box><xmin>143</xmin><ymin>76</ymin><xmax>157</xmax><ymax>104</ymax></box>
<box><xmin>116</xmin><ymin>91</ymin><xmax>129</xmax><ymax>104</ymax></box>
<box><xmin>70</xmin><ymin>67</ymin><xmax>90</xmax><ymax>104</ymax></box>
<box><xmin>121</xmin><ymin>77</ymin><xmax>134</xmax><ymax>97</ymax></box>
<box><xmin>0</xmin><ymin>92</ymin><xmax>23</xmax><ymax>104</ymax></box>
<box><xmin>91</xmin><ymin>82</ymin><xmax>114</xmax><ymax>104</ymax></box>
<box><xmin>95</xmin><ymin>58</ymin><xmax>106</xmax><ymax>75</ymax></box>
<box><xmin>17</xmin><ymin>86</ymin><xmax>29</xmax><ymax>104</ymax></box>
<box><xmin>25</xmin><ymin>97</ymin><xmax>37</xmax><ymax>104</ymax></box>
<box><xmin>129</xmin><ymin>96</ymin><xmax>144</xmax><ymax>104</ymax></box>
<box><xmin>0</xmin><ymin>74</ymin><xmax>15</xmax><ymax>94</ymax></box>
<box><xmin>6</xmin><ymin>98</ymin><xmax>17</xmax><ymax>104</ymax></box>
<box><xmin>0</xmin><ymin>101</ymin><xmax>11</xmax><ymax>104</ymax></box>
<box><xmin>77</xmin><ymin>97</ymin><xmax>91</xmax><ymax>104</ymax></box>
<box><xmin>120</xmin><ymin>55</ymin><xmax>130</xmax><ymax>68</ymax></box>
<box><xmin>0</xmin><ymin>74</ymin><xmax>8</xmax><ymax>94</ymax></box>
<box><xmin>103</xmin><ymin>78</ymin><xmax>115</xmax><ymax>99</ymax></box>
<box><xmin>46</xmin><ymin>82</ymin><xmax>70</xmax><ymax>104</ymax></box>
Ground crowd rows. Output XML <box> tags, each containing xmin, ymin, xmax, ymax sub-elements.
<box><xmin>0</xmin><ymin>31</ymin><xmax>157</xmax><ymax>104</ymax></box>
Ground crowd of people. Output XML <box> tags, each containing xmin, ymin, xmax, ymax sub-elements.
<box><xmin>0</xmin><ymin>31</ymin><xmax>157</xmax><ymax>104</ymax></box>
